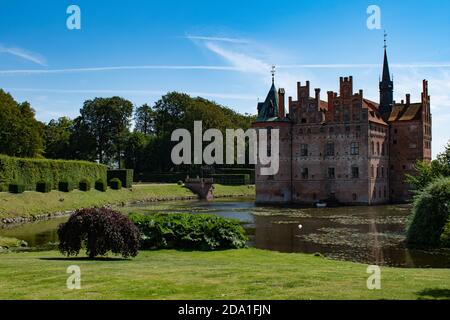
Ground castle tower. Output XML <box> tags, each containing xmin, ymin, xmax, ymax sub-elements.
<box><xmin>379</xmin><ymin>33</ymin><xmax>394</xmax><ymax>117</ymax></box>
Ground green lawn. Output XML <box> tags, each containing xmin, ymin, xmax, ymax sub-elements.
<box><xmin>0</xmin><ymin>249</ymin><xmax>449</xmax><ymax>300</ymax></box>
<box><xmin>0</xmin><ymin>184</ymin><xmax>255</xmax><ymax>219</ymax></box>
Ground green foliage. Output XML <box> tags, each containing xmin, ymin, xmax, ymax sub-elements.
<box><xmin>44</xmin><ymin>117</ymin><xmax>74</xmax><ymax>159</ymax></box>
<box><xmin>58</xmin><ymin>181</ymin><xmax>73</xmax><ymax>193</ymax></box>
<box><xmin>78</xmin><ymin>97</ymin><xmax>133</xmax><ymax>164</ymax></box>
<box><xmin>109</xmin><ymin>178</ymin><xmax>122</xmax><ymax>190</ymax></box>
<box><xmin>177</xmin><ymin>180</ymin><xmax>183</xmax><ymax>186</ymax></box>
<box><xmin>130</xmin><ymin>213</ymin><xmax>248</xmax><ymax>251</ymax></box>
<box><xmin>440</xmin><ymin>218</ymin><xmax>450</xmax><ymax>248</ymax></box>
<box><xmin>58</xmin><ymin>208</ymin><xmax>140</xmax><ymax>259</ymax></box>
<box><xmin>140</xmin><ymin>173</ymin><xmax>188</xmax><ymax>183</ymax></box>
<box><xmin>79</xmin><ymin>179</ymin><xmax>91</xmax><ymax>192</ymax></box>
<box><xmin>95</xmin><ymin>179</ymin><xmax>107</xmax><ymax>192</ymax></box>
<box><xmin>9</xmin><ymin>183</ymin><xmax>25</xmax><ymax>194</ymax></box>
<box><xmin>134</xmin><ymin>104</ymin><xmax>155</xmax><ymax>135</ymax></box>
<box><xmin>407</xmin><ymin>177</ymin><xmax>450</xmax><ymax>247</ymax></box>
<box><xmin>107</xmin><ymin>169</ymin><xmax>133</xmax><ymax>188</ymax></box>
<box><xmin>0</xmin><ymin>90</ymin><xmax>44</xmax><ymax>158</ymax></box>
<box><xmin>211</xmin><ymin>174</ymin><xmax>250</xmax><ymax>185</ymax></box>
<box><xmin>407</xmin><ymin>143</ymin><xmax>450</xmax><ymax>192</ymax></box>
<box><xmin>0</xmin><ymin>154</ymin><xmax>107</xmax><ymax>191</ymax></box>
<box><xmin>36</xmin><ymin>181</ymin><xmax>51</xmax><ymax>193</ymax></box>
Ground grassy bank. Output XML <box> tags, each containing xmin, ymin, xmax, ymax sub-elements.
<box><xmin>0</xmin><ymin>249</ymin><xmax>449</xmax><ymax>300</ymax></box>
<box><xmin>0</xmin><ymin>184</ymin><xmax>256</xmax><ymax>220</ymax></box>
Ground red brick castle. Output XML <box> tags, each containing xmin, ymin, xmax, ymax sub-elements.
<box><xmin>253</xmin><ymin>47</ymin><xmax>432</xmax><ymax>205</ymax></box>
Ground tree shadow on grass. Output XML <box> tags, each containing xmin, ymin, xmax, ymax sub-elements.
<box><xmin>417</xmin><ymin>288</ymin><xmax>450</xmax><ymax>300</ymax></box>
<box><xmin>39</xmin><ymin>257</ymin><xmax>131</xmax><ymax>262</ymax></box>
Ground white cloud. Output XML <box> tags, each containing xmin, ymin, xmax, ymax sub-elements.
<box><xmin>186</xmin><ymin>35</ymin><xmax>250</xmax><ymax>44</ymax></box>
<box><xmin>0</xmin><ymin>45</ymin><xmax>47</xmax><ymax>66</ymax></box>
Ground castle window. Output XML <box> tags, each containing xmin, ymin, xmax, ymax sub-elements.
<box><xmin>350</xmin><ymin>142</ymin><xmax>359</xmax><ymax>155</ymax></box>
<box><xmin>371</xmin><ymin>141</ymin><xmax>375</xmax><ymax>155</ymax></box>
<box><xmin>377</xmin><ymin>142</ymin><xmax>380</xmax><ymax>155</ymax></box>
<box><xmin>382</xmin><ymin>143</ymin><xmax>385</xmax><ymax>156</ymax></box>
<box><xmin>301</xmin><ymin>118</ymin><xmax>307</xmax><ymax>124</ymax></box>
<box><xmin>326</xmin><ymin>142</ymin><xmax>335</xmax><ymax>156</ymax></box>
<box><xmin>382</xmin><ymin>166</ymin><xmax>385</xmax><ymax>178</ymax></box>
<box><xmin>352</xmin><ymin>166</ymin><xmax>359</xmax><ymax>179</ymax></box>
<box><xmin>329</xmin><ymin>127</ymin><xmax>334</xmax><ymax>134</ymax></box>
<box><xmin>379</xmin><ymin>188</ymin><xmax>382</xmax><ymax>199</ymax></box>
<box><xmin>328</xmin><ymin>167</ymin><xmax>335</xmax><ymax>179</ymax></box>
<box><xmin>302</xmin><ymin>168</ymin><xmax>309</xmax><ymax>179</ymax></box>
<box><xmin>345</xmin><ymin>126</ymin><xmax>351</xmax><ymax>134</ymax></box>
<box><xmin>300</xmin><ymin>144</ymin><xmax>308</xmax><ymax>157</ymax></box>
<box><xmin>356</xmin><ymin>125</ymin><xmax>361</xmax><ymax>132</ymax></box>
<box><xmin>371</xmin><ymin>165</ymin><xmax>374</xmax><ymax>178</ymax></box>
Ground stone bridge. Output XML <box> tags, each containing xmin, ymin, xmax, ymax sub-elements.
<box><xmin>185</xmin><ymin>177</ymin><xmax>214</xmax><ymax>200</ymax></box>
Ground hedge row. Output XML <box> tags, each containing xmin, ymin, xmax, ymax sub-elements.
<box><xmin>107</xmin><ymin>169</ymin><xmax>133</xmax><ymax>188</ymax></box>
<box><xmin>0</xmin><ymin>154</ymin><xmax>107</xmax><ymax>192</ymax></box>
<box><xmin>211</xmin><ymin>174</ymin><xmax>250</xmax><ymax>185</ymax></box>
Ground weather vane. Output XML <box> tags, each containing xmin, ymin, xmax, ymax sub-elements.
<box><xmin>384</xmin><ymin>30</ymin><xmax>388</xmax><ymax>49</ymax></box>
<box><xmin>271</xmin><ymin>65</ymin><xmax>276</xmax><ymax>83</ymax></box>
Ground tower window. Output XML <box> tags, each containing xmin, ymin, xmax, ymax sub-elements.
<box><xmin>351</xmin><ymin>142</ymin><xmax>359</xmax><ymax>155</ymax></box>
<box><xmin>326</xmin><ymin>142</ymin><xmax>335</xmax><ymax>156</ymax></box>
<box><xmin>352</xmin><ymin>166</ymin><xmax>359</xmax><ymax>179</ymax></box>
<box><xmin>302</xmin><ymin>168</ymin><xmax>309</xmax><ymax>179</ymax></box>
<box><xmin>328</xmin><ymin>168</ymin><xmax>335</xmax><ymax>179</ymax></box>
<box><xmin>300</xmin><ymin>144</ymin><xmax>308</xmax><ymax>157</ymax></box>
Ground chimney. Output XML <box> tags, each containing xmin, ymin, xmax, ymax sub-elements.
<box><xmin>406</xmin><ymin>94</ymin><xmax>411</xmax><ymax>105</ymax></box>
<box><xmin>278</xmin><ymin>88</ymin><xmax>285</xmax><ymax>119</ymax></box>
<box><xmin>315</xmin><ymin>88</ymin><xmax>321</xmax><ymax>109</ymax></box>
<box><xmin>327</xmin><ymin>91</ymin><xmax>334</xmax><ymax>112</ymax></box>
<box><xmin>289</xmin><ymin>96</ymin><xmax>293</xmax><ymax>116</ymax></box>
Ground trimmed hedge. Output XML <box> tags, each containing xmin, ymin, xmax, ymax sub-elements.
<box><xmin>0</xmin><ymin>154</ymin><xmax>107</xmax><ymax>191</ymax></box>
<box><xmin>95</xmin><ymin>179</ymin><xmax>107</xmax><ymax>192</ymax></box>
<box><xmin>139</xmin><ymin>172</ymin><xmax>188</xmax><ymax>183</ymax></box>
<box><xmin>107</xmin><ymin>169</ymin><xmax>133</xmax><ymax>188</ymax></box>
<box><xmin>79</xmin><ymin>179</ymin><xmax>91</xmax><ymax>192</ymax></box>
<box><xmin>109</xmin><ymin>178</ymin><xmax>122</xmax><ymax>190</ymax></box>
<box><xmin>36</xmin><ymin>181</ymin><xmax>51</xmax><ymax>193</ymax></box>
<box><xmin>211</xmin><ymin>174</ymin><xmax>250</xmax><ymax>185</ymax></box>
<box><xmin>9</xmin><ymin>183</ymin><xmax>25</xmax><ymax>194</ymax></box>
<box><xmin>130</xmin><ymin>213</ymin><xmax>248</xmax><ymax>251</ymax></box>
<box><xmin>58</xmin><ymin>181</ymin><xmax>73</xmax><ymax>193</ymax></box>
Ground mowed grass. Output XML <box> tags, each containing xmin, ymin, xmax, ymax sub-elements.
<box><xmin>0</xmin><ymin>184</ymin><xmax>255</xmax><ymax>219</ymax></box>
<box><xmin>0</xmin><ymin>249</ymin><xmax>449</xmax><ymax>300</ymax></box>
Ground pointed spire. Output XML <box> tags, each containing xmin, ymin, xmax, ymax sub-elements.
<box><xmin>379</xmin><ymin>31</ymin><xmax>394</xmax><ymax>117</ymax></box>
<box><xmin>271</xmin><ymin>65</ymin><xmax>276</xmax><ymax>84</ymax></box>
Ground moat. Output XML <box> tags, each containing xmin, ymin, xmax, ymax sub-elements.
<box><xmin>2</xmin><ymin>198</ymin><xmax>450</xmax><ymax>268</ymax></box>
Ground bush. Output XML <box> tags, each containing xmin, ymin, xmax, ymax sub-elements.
<box><xmin>36</xmin><ymin>181</ymin><xmax>51</xmax><ymax>193</ymax></box>
<box><xmin>58</xmin><ymin>181</ymin><xmax>73</xmax><ymax>193</ymax></box>
<box><xmin>79</xmin><ymin>179</ymin><xmax>91</xmax><ymax>192</ymax></box>
<box><xmin>440</xmin><ymin>219</ymin><xmax>450</xmax><ymax>248</ymax></box>
<box><xmin>109</xmin><ymin>178</ymin><xmax>122</xmax><ymax>190</ymax></box>
<box><xmin>58</xmin><ymin>208</ymin><xmax>140</xmax><ymax>259</ymax></box>
<box><xmin>177</xmin><ymin>180</ymin><xmax>184</xmax><ymax>186</ymax></box>
<box><xmin>8</xmin><ymin>183</ymin><xmax>25</xmax><ymax>194</ymax></box>
<box><xmin>0</xmin><ymin>154</ymin><xmax>107</xmax><ymax>191</ymax></box>
<box><xmin>95</xmin><ymin>179</ymin><xmax>107</xmax><ymax>192</ymax></box>
<box><xmin>130</xmin><ymin>213</ymin><xmax>248</xmax><ymax>251</ymax></box>
<box><xmin>107</xmin><ymin>169</ymin><xmax>133</xmax><ymax>188</ymax></box>
<box><xmin>407</xmin><ymin>177</ymin><xmax>450</xmax><ymax>247</ymax></box>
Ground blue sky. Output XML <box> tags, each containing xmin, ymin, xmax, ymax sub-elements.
<box><xmin>0</xmin><ymin>0</ymin><xmax>449</xmax><ymax>158</ymax></box>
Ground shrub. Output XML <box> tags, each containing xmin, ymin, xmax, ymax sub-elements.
<box><xmin>36</xmin><ymin>181</ymin><xmax>52</xmax><ymax>193</ymax></box>
<box><xmin>130</xmin><ymin>213</ymin><xmax>248</xmax><ymax>251</ymax></box>
<box><xmin>440</xmin><ymin>218</ymin><xmax>450</xmax><ymax>248</ymax></box>
<box><xmin>58</xmin><ymin>180</ymin><xmax>73</xmax><ymax>193</ymax></box>
<box><xmin>0</xmin><ymin>154</ymin><xmax>107</xmax><ymax>191</ymax></box>
<box><xmin>95</xmin><ymin>179</ymin><xmax>107</xmax><ymax>192</ymax></box>
<box><xmin>407</xmin><ymin>177</ymin><xmax>450</xmax><ymax>247</ymax></box>
<box><xmin>107</xmin><ymin>169</ymin><xmax>133</xmax><ymax>188</ymax></box>
<box><xmin>79</xmin><ymin>179</ymin><xmax>91</xmax><ymax>192</ymax></box>
<box><xmin>177</xmin><ymin>180</ymin><xmax>184</xmax><ymax>186</ymax></box>
<box><xmin>58</xmin><ymin>208</ymin><xmax>140</xmax><ymax>259</ymax></box>
<box><xmin>9</xmin><ymin>183</ymin><xmax>25</xmax><ymax>194</ymax></box>
<box><xmin>109</xmin><ymin>178</ymin><xmax>122</xmax><ymax>190</ymax></box>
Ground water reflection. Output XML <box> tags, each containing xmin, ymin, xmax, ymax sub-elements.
<box><xmin>1</xmin><ymin>199</ymin><xmax>450</xmax><ymax>268</ymax></box>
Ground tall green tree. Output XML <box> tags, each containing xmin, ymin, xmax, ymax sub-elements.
<box><xmin>78</xmin><ymin>97</ymin><xmax>133</xmax><ymax>166</ymax></box>
<box><xmin>134</xmin><ymin>104</ymin><xmax>155</xmax><ymax>135</ymax></box>
<box><xmin>0</xmin><ymin>90</ymin><xmax>44</xmax><ymax>157</ymax></box>
<box><xmin>44</xmin><ymin>117</ymin><xmax>74</xmax><ymax>159</ymax></box>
